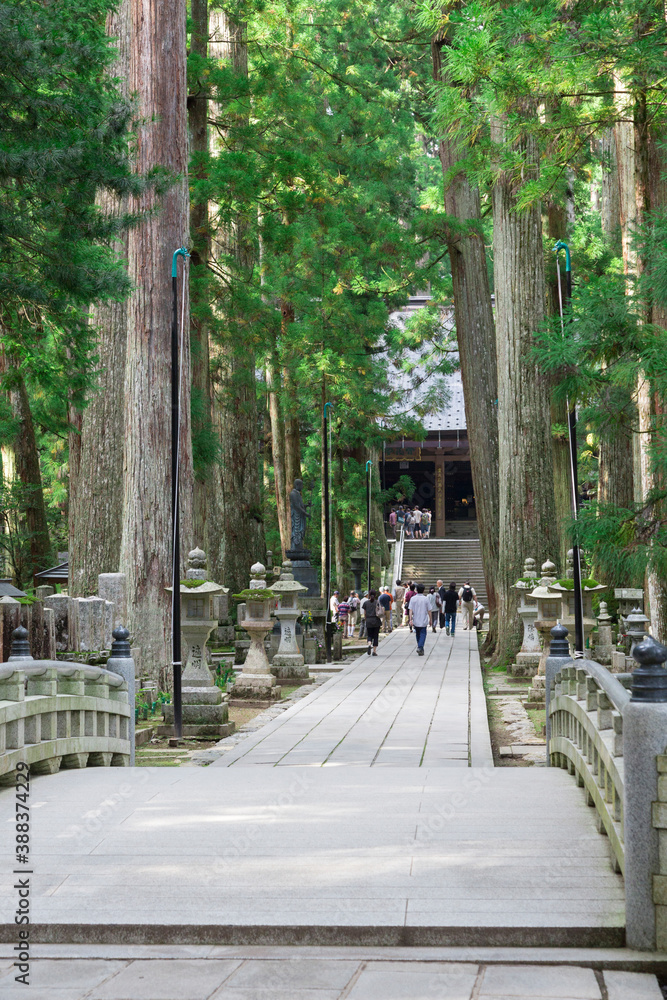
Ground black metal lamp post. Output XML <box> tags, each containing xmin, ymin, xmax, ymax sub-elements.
<box><xmin>171</xmin><ymin>245</ymin><xmax>190</xmax><ymax>739</ymax></box>
<box><xmin>366</xmin><ymin>459</ymin><xmax>372</xmax><ymax>593</ymax></box>
<box><xmin>323</xmin><ymin>401</ymin><xmax>334</xmax><ymax>663</ymax></box>
<box><xmin>554</xmin><ymin>240</ymin><xmax>585</xmax><ymax>658</ymax></box>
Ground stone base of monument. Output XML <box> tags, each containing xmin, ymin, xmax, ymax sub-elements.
<box><xmin>271</xmin><ymin>656</ymin><xmax>312</xmax><ymax>685</ymax></box>
<box><xmin>157</xmin><ymin>687</ymin><xmax>236</xmax><ymax>739</ymax></box>
<box><xmin>527</xmin><ymin>674</ymin><xmax>547</xmax><ymax>704</ymax></box>
<box><xmin>160</xmin><ymin>687</ymin><xmax>235</xmax><ymax>738</ymax></box>
<box><xmin>286</xmin><ymin>548</ymin><xmax>319</xmax><ymax>597</ymax></box>
<box><xmin>509</xmin><ymin>653</ymin><xmax>540</xmax><ymax>678</ymax></box>
<box><xmin>231</xmin><ymin>672</ymin><xmax>282</xmax><ymax>700</ymax></box>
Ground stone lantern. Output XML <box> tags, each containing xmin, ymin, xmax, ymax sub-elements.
<box><xmin>528</xmin><ymin>560</ymin><xmax>561</xmax><ymax>692</ymax></box>
<box><xmin>626</xmin><ymin>607</ymin><xmax>650</xmax><ymax>659</ymax></box>
<box><xmin>162</xmin><ymin>548</ymin><xmax>233</xmax><ymax>737</ymax></box>
<box><xmin>231</xmin><ymin>563</ymin><xmax>281</xmax><ymax>701</ymax></box>
<box><xmin>509</xmin><ymin>557</ymin><xmax>541</xmax><ymax>677</ymax></box>
<box><xmin>614</xmin><ymin>588</ymin><xmax>644</xmax><ymax>630</ymax></box>
<box><xmin>270</xmin><ymin>560</ymin><xmax>310</xmax><ymax>685</ymax></box>
<box><xmin>548</xmin><ymin>579</ymin><xmax>606</xmax><ymax>657</ymax></box>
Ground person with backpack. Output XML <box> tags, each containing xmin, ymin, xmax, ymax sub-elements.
<box><xmin>458</xmin><ymin>581</ymin><xmax>477</xmax><ymax>630</ymax></box>
<box><xmin>363</xmin><ymin>590</ymin><xmax>383</xmax><ymax>655</ymax></box>
<box><xmin>421</xmin><ymin>508</ymin><xmax>432</xmax><ymax>539</ymax></box>
<box><xmin>404</xmin><ymin>509</ymin><xmax>413</xmax><ymax>538</ymax></box>
<box><xmin>437</xmin><ymin>579</ymin><xmax>447</xmax><ymax>629</ymax></box>
<box><xmin>396</xmin><ymin>506</ymin><xmax>405</xmax><ymax>533</ymax></box>
<box><xmin>403</xmin><ymin>581</ymin><xmax>416</xmax><ymax>630</ymax></box>
<box><xmin>412</xmin><ymin>506</ymin><xmax>422</xmax><ymax>539</ymax></box>
<box><xmin>442</xmin><ymin>582</ymin><xmax>459</xmax><ymax>635</ymax></box>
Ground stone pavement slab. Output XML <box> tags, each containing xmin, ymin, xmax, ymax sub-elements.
<box><xmin>0</xmin><ymin>957</ymin><xmax>663</xmax><ymax>1000</ymax></box>
<box><xmin>478</xmin><ymin>964</ymin><xmax>601</xmax><ymax>997</ymax></box>
<box><xmin>212</xmin><ymin>628</ymin><xmax>492</xmax><ymax>768</ymax></box>
<box><xmin>0</xmin><ymin>762</ymin><xmax>624</xmax><ymax>944</ymax></box>
<box><xmin>604</xmin><ymin>969</ymin><xmax>664</xmax><ymax>999</ymax></box>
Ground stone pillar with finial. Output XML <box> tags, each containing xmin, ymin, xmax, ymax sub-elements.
<box><xmin>231</xmin><ymin>563</ymin><xmax>282</xmax><ymax>701</ymax></box>
<box><xmin>270</xmin><ymin>560</ymin><xmax>310</xmax><ymax>685</ymax></box>
<box><xmin>107</xmin><ymin>626</ymin><xmax>136</xmax><ymax>765</ymax></box>
<box><xmin>527</xmin><ymin>560</ymin><xmax>560</xmax><ymax>703</ymax></box>
<box><xmin>593</xmin><ymin>601</ymin><xmax>614</xmax><ymax>666</ymax></box>
<box><xmin>624</xmin><ymin>634</ymin><xmax>667</xmax><ymax>950</ymax></box>
<box><xmin>509</xmin><ymin>557</ymin><xmax>540</xmax><ymax>677</ymax></box>
<box><xmin>544</xmin><ymin>623</ymin><xmax>572</xmax><ymax>756</ymax></box>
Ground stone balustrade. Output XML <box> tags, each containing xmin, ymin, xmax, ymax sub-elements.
<box><xmin>549</xmin><ymin>661</ymin><xmax>629</xmax><ymax>872</ymax></box>
<box><xmin>0</xmin><ymin>658</ymin><xmax>131</xmax><ymax>783</ymax></box>
<box><xmin>546</xmin><ymin>625</ymin><xmax>667</xmax><ymax>950</ymax></box>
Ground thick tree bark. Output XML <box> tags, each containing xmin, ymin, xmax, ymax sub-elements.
<box><xmin>189</xmin><ymin>0</ymin><xmax>212</xmax><ymax>555</ymax></box>
<box><xmin>281</xmin><ymin>316</ymin><xmax>302</xmax><ymax>494</ymax></box>
<box><xmin>207</xmin><ymin>11</ymin><xmax>265</xmax><ymax>591</ymax></box>
<box><xmin>267</xmin><ymin>358</ymin><xmax>290</xmax><ymax>557</ymax></box>
<box><xmin>9</xmin><ymin>369</ymin><xmax>51</xmax><ymax>585</ymax></box>
<box><xmin>119</xmin><ymin>0</ymin><xmax>192</xmax><ymax>686</ymax></box>
<box><xmin>431</xmin><ymin>36</ymin><xmax>499</xmax><ymax>643</ymax></box>
<box><xmin>493</xmin><ymin>127</ymin><xmax>558</xmax><ymax>663</ymax></box>
<box><xmin>544</xmin><ymin>192</ymin><xmax>573</xmax><ymax>571</ymax></box>
<box><xmin>615</xmin><ymin>76</ymin><xmax>667</xmax><ymax>634</ymax></box>
<box><xmin>69</xmin><ymin>4</ymin><xmax>130</xmax><ymax>597</ymax></box>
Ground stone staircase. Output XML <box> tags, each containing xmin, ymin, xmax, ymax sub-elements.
<box><xmin>400</xmin><ymin>539</ymin><xmax>488</xmax><ymax>608</ymax></box>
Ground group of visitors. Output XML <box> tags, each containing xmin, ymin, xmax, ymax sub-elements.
<box><xmin>329</xmin><ymin>576</ymin><xmax>485</xmax><ymax>657</ymax></box>
<box><xmin>388</xmin><ymin>505</ymin><xmax>432</xmax><ymax>538</ymax></box>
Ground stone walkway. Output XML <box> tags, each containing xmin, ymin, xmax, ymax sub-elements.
<box><xmin>212</xmin><ymin>627</ymin><xmax>492</xmax><ymax>767</ymax></box>
<box><xmin>0</xmin><ymin>947</ymin><xmax>663</xmax><ymax>999</ymax></box>
<box><xmin>0</xmin><ymin>623</ymin><xmax>650</xmax><ymax>996</ymax></box>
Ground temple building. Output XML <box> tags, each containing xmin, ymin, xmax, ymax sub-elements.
<box><xmin>382</xmin><ymin>294</ymin><xmax>476</xmax><ymax>540</ymax></box>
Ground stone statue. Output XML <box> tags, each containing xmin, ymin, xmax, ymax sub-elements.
<box><xmin>289</xmin><ymin>479</ymin><xmax>309</xmax><ymax>550</ymax></box>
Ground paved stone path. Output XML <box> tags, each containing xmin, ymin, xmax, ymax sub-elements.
<box><xmin>213</xmin><ymin>627</ymin><xmax>492</xmax><ymax>767</ymax></box>
<box><xmin>0</xmin><ymin>622</ymin><xmax>649</xmax><ymax>997</ymax></box>
<box><xmin>0</xmin><ymin>947</ymin><xmax>663</xmax><ymax>999</ymax></box>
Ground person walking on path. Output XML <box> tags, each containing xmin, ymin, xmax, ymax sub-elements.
<box><xmin>404</xmin><ymin>509</ymin><xmax>413</xmax><ymax>538</ymax></box>
<box><xmin>409</xmin><ymin>583</ymin><xmax>430</xmax><ymax>655</ymax></box>
<box><xmin>412</xmin><ymin>506</ymin><xmax>422</xmax><ymax>538</ymax></box>
<box><xmin>363</xmin><ymin>590</ymin><xmax>382</xmax><ymax>655</ymax></box>
<box><xmin>403</xmin><ymin>581</ymin><xmax>416</xmax><ymax>630</ymax></box>
<box><xmin>330</xmin><ymin>591</ymin><xmax>340</xmax><ymax>621</ymax></box>
<box><xmin>378</xmin><ymin>587</ymin><xmax>392</xmax><ymax>633</ymax></box>
<box><xmin>458</xmin><ymin>581</ymin><xmax>477</xmax><ymax>630</ymax></box>
<box><xmin>442</xmin><ymin>582</ymin><xmax>458</xmax><ymax>635</ymax></box>
<box><xmin>358</xmin><ymin>592</ymin><xmax>369</xmax><ymax>639</ymax></box>
<box><xmin>347</xmin><ymin>592</ymin><xmax>359</xmax><ymax>638</ymax></box>
<box><xmin>337</xmin><ymin>595</ymin><xmax>350</xmax><ymax>635</ymax></box>
<box><xmin>388</xmin><ymin>507</ymin><xmax>397</xmax><ymax>538</ymax></box>
<box><xmin>427</xmin><ymin>586</ymin><xmax>440</xmax><ymax>632</ymax></box>
<box><xmin>437</xmin><ymin>579</ymin><xmax>447</xmax><ymax>629</ymax></box>
<box><xmin>394</xmin><ymin>579</ymin><xmax>406</xmax><ymax>628</ymax></box>
<box><xmin>421</xmin><ymin>508</ymin><xmax>432</xmax><ymax>539</ymax></box>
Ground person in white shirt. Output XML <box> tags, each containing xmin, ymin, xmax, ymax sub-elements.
<box><xmin>458</xmin><ymin>582</ymin><xmax>477</xmax><ymax>630</ymax></box>
<box><xmin>409</xmin><ymin>583</ymin><xmax>430</xmax><ymax>655</ymax></box>
<box><xmin>472</xmin><ymin>599</ymin><xmax>485</xmax><ymax>631</ymax></box>
<box><xmin>330</xmin><ymin>591</ymin><xmax>340</xmax><ymax>620</ymax></box>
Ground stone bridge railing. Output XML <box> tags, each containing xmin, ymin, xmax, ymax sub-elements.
<box><xmin>545</xmin><ymin>624</ymin><xmax>667</xmax><ymax>951</ymax></box>
<box><xmin>0</xmin><ymin>627</ymin><xmax>134</xmax><ymax>783</ymax></box>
